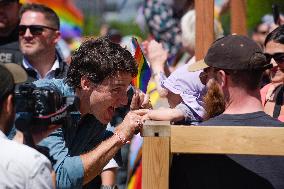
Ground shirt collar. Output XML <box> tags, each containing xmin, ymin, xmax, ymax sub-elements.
<box><xmin>22</xmin><ymin>56</ymin><xmax>60</xmax><ymax>79</ymax></box>
<box><xmin>0</xmin><ymin>130</ymin><xmax>7</xmax><ymax>139</ymax></box>
<box><xmin>50</xmin><ymin>58</ymin><xmax>60</xmax><ymax>71</ymax></box>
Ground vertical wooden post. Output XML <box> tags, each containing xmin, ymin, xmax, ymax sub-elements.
<box><xmin>195</xmin><ymin>0</ymin><xmax>214</xmax><ymax>60</ymax></box>
<box><xmin>142</xmin><ymin>122</ymin><xmax>171</xmax><ymax>189</ymax></box>
<box><xmin>142</xmin><ymin>137</ymin><xmax>170</xmax><ymax>189</ymax></box>
<box><xmin>231</xmin><ymin>0</ymin><xmax>247</xmax><ymax>35</ymax></box>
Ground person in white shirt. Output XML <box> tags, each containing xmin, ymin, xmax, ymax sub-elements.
<box><xmin>0</xmin><ymin>63</ymin><xmax>54</xmax><ymax>188</ymax></box>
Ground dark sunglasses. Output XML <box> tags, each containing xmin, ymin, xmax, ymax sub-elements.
<box><xmin>199</xmin><ymin>67</ymin><xmax>232</xmax><ymax>85</ymax></box>
<box><xmin>19</xmin><ymin>25</ymin><xmax>57</xmax><ymax>36</ymax></box>
<box><xmin>199</xmin><ymin>68</ymin><xmax>213</xmax><ymax>85</ymax></box>
<box><xmin>257</xmin><ymin>31</ymin><xmax>268</xmax><ymax>35</ymax></box>
<box><xmin>264</xmin><ymin>53</ymin><xmax>284</xmax><ymax>64</ymax></box>
<box><xmin>199</xmin><ymin>71</ymin><xmax>208</xmax><ymax>85</ymax></box>
<box><xmin>1</xmin><ymin>2</ymin><xmax>16</xmax><ymax>6</ymax></box>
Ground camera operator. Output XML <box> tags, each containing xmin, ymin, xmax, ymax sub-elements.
<box><xmin>0</xmin><ymin>63</ymin><xmax>54</xmax><ymax>188</ymax></box>
<box><xmin>33</xmin><ymin>37</ymin><xmax>150</xmax><ymax>189</ymax></box>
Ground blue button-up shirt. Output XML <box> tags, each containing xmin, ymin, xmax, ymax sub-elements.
<box><xmin>34</xmin><ymin>79</ymin><xmax>121</xmax><ymax>189</ymax></box>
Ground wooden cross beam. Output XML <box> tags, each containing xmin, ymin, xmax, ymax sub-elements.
<box><xmin>142</xmin><ymin>122</ymin><xmax>284</xmax><ymax>189</ymax></box>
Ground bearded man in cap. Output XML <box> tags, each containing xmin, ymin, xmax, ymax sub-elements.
<box><xmin>170</xmin><ymin>35</ymin><xmax>284</xmax><ymax>189</ymax></box>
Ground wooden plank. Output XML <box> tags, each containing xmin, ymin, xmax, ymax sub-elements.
<box><xmin>142</xmin><ymin>121</ymin><xmax>171</xmax><ymax>137</ymax></box>
<box><xmin>142</xmin><ymin>137</ymin><xmax>170</xmax><ymax>189</ymax></box>
<box><xmin>230</xmin><ymin>0</ymin><xmax>247</xmax><ymax>35</ymax></box>
<box><xmin>171</xmin><ymin>126</ymin><xmax>284</xmax><ymax>155</ymax></box>
<box><xmin>195</xmin><ymin>0</ymin><xmax>214</xmax><ymax>60</ymax></box>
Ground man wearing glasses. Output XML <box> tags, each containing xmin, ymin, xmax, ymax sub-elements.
<box><xmin>18</xmin><ymin>3</ymin><xmax>68</xmax><ymax>81</ymax></box>
<box><xmin>170</xmin><ymin>35</ymin><xmax>284</xmax><ymax>189</ymax></box>
<box><xmin>0</xmin><ymin>0</ymin><xmax>22</xmax><ymax>64</ymax></box>
<box><xmin>261</xmin><ymin>25</ymin><xmax>284</xmax><ymax>122</ymax></box>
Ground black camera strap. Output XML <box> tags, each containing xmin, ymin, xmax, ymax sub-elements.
<box><xmin>23</xmin><ymin>131</ymin><xmax>51</xmax><ymax>161</ymax></box>
<box><xmin>273</xmin><ymin>84</ymin><xmax>284</xmax><ymax>118</ymax></box>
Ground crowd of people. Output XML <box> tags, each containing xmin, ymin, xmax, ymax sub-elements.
<box><xmin>1</xmin><ymin>0</ymin><xmax>284</xmax><ymax>188</ymax></box>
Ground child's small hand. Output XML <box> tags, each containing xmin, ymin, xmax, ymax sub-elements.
<box><xmin>132</xmin><ymin>109</ymin><xmax>151</xmax><ymax>122</ymax></box>
<box><xmin>130</xmin><ymin>89</ymin><xmax>152</xmax><ymax>110</ymax></box>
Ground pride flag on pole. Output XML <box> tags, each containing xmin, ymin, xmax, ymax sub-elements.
<box><xmin>131</xmin><ymin>37</ymin><xmax>151</xmax><ymax>93</ymax></box>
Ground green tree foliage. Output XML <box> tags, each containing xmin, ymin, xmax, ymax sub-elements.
<box><xmin>108</xmin><ymin>20</ymin><xmax>147</xmax><ymax>39</ymax></box>
<box><xmin>82</xmin><ymin>16</ymin><xmax>147</xmax><ymax>39</ymax></box>
<box><xmin>220</xmin><ymin>0</ymin><xmax>284</xmax><ymax>35</ymax></box>
<box><xmin>247</xmin><ymin>0</ymin><xmax>284</xmax><ymax>30</ymax></box>
<box><xmin>82</xmin><ymin>16</ymin><xmax>98</xmax><ymax>36</ymax></box>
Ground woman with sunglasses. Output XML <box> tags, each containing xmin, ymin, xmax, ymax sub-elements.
<box><xmin>261</xmin><ymin>25</ymin><xmax>284</xmax><ymax>121</ymax></box>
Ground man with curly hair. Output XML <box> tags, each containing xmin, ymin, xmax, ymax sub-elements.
<box><xmin>33</xmin><ymin>37</ymin><xmax>149</xmax><ymax>189</ymax></box>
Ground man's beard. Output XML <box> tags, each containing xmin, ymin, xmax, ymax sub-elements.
<box><xmin>203</xmin><ymin>81</ymin><xmax>226</xmax><ymax>120</ymax></box>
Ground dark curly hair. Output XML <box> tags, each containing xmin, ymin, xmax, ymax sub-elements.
<box><xmin>264</xmin><ymin>25</ymin><xmax>284</xmax><ymax>46</ymax></box>
<box><xmin>65</xmin><ymin>37</ymin><xmax>138</xmax><ymax>89</ymax></box>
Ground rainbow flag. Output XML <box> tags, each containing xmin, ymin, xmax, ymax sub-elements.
<box><xmin>131</xmin><ymin>37</ymin><xmax>151</xmax><ymax>93</ymax></box>
<box><xmin>20</xmin><ymin>0</ymin><xmax>83</xmax><ymax>38</ymax></box>
<box><xmin>127</xmin><ymin>147</ymin><xmax>142</xmax><ymax>189</ymax></box>
<box><xmin>128</xmin><ymin>161</ymin><xmax>142</xmax><ymax>189</ymax></box>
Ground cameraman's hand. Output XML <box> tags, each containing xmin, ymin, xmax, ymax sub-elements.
<box><xmin>115</xmin><ymin>111</ymin><xmax>147</xmax><ymax>142</ymax></box>
<box><xmin>32</xmin><ymin>124</ymin><xmax>61</xmax><ymax>144</ymax></box>
<box><xmin>130</xmin><ymin>89</ymin><xmax>152</xmax><ymax>110</ymax></box>
<box><xmin>13</xmin><ymin>124</ymin><xmax>61</xmax><ymax>145</ymax></box>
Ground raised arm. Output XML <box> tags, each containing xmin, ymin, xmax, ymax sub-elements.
<box><xmin>143</xmin><ymin>40</ymin><xmax>169</xmax><ymax>97</ymax></box>
<box><xmin>81</xmin><ymin>111</ymin><xmax>145</xmax><ymax>185</ymax></box>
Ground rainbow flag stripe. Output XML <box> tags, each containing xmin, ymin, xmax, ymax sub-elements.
<box><xmin>20</xmin><ymin>0</ymin><xmax>83</xmax><ymax>38</ymax></box>
<box><xmin>131</xmin><ymin>37</ymin><xmax>151</xmax><ymax>93</ymax></box>
<box><xmin>127</xmin><ymin>146</ymin><xmax>142</xmax><ymax>189</ymax></box>
<box><xmin>127</xmin><ymin>161</ymin><xmax>142</xmax><ymax>189</ymax></box>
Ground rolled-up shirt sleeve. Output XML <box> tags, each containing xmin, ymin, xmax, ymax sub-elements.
<box><xmin>34</xmin><ymin>79</ymin><xmax>123</xmax><ymax>188</ymax></box>
<box><xmin>34</xmin><ymin>79</ymin><xmax>84</xmax><ymax>187</ymax></box>
<box><xmin>38</xmin><ymin>128</ymin><xmax>84</xmax><ymax>189</ymax></box>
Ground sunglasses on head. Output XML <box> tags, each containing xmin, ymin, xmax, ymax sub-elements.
<box><xmin>18</xmin><ymin>25</ymin><xmax>57</xmax><ymax>36</ymax></box>
<box><xmin>264</xmin><ymin>53</ymin><xmax>284</xmax><ymax>64</ymax></box>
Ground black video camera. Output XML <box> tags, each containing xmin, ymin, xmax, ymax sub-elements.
<box><xmin>15</xmin><ymin>83</ymin><xmax>79</xmax><ymax>132</ymax></box>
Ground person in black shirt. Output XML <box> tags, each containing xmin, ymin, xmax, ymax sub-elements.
<box><xmin>170</xmin><ymin>35</ymin><xmax>284</xmax><ymax>189</ymax></box>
